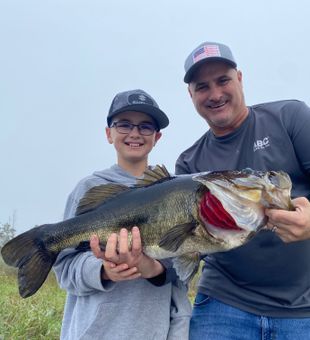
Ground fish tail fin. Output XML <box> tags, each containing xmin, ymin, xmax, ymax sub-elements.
<box><xmin>1</xmin><ymin>225</ymin><xmax>58</xmax><ymax>298</ymax></box>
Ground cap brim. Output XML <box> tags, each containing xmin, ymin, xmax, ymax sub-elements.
<box><xmin>184</xmin><ymin>57</ymin><xmax>237</xmax><ymax>83</ymax></box>
<box><xmin>107</xmin><ymin>104</ymin><xmax>169</xmax><ymax>130</ymax></box>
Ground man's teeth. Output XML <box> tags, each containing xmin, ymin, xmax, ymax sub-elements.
<box><xmin>128</xmin><ymin>143</ymin><xmax>142</xmax><ymax>147</ymax></box>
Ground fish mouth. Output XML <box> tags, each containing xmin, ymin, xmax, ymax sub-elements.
<box><xmin>194</xmin><ymin>169</ymin><xmax>284</xmax><ymax>239</ymax></box>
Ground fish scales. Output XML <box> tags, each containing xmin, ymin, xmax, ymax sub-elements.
<box><xmin>1</xmin><ymin>165</ymin><xmax>293</xmax><ymax>298</ymax></box>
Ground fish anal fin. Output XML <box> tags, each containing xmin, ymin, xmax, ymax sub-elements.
<box><xmin>75</xmin><ymin>240</ymin><xmax>107</xmax><ymax>252</ymax></box>
<box><xmin>75</xmin><ymin>241</ymin><xmax>91</xmax><ymax>252</ymax></box>
<box><xmin>76</xmin><ymin>183</ymin><xmax>131</xmax><ymax>215</ymax></box>
<box><xmin>159</xmin><ymin>222</ymin><xmax>196</xmax><ymax>252</ymax></box>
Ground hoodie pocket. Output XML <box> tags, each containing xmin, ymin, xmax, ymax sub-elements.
<box><xmin>80</xmin><ymin>301</ymin><xmax>166</xmax><ymax>340</ymax></box>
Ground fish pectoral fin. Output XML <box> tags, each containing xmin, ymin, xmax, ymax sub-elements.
<box><xmin>158</xmin><ymin>222</ymin><xmax>196</xmax><ymax>252</ymax></box>
<box><xmin>76</xmin><ymin>183</ymin><xmax>131</xmax><ymax>215</ymax></box>
<box><xmin>173</xmin><ymin>253</ymin><xmax>201</xmax><ymax>284</ymax></box>
<box><xmin>136</xmin><ymin>164</ymin><xmax>175</xmax><ymax>187</ymax></box>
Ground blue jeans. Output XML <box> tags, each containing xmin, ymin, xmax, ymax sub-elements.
<box><xmin>190</xmin><ymin>293</ymin><xmax>310</xmax><ymax>340</ymax></box>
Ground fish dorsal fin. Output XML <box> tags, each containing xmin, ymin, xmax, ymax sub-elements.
<box><xmin>76</xmin><ymin>183</ymin><xmax>131</xmax><ymax>215</ymax></box>
<box><xmin>136</xmin><ymin>164</ymin><xmax>173</xmax><ymax>187</ymax></box>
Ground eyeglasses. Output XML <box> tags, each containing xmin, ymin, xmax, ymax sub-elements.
<box><xmin>110</xmin><ymin>121</ymin><xmax>158</xmax><ymax>136</ymax></box>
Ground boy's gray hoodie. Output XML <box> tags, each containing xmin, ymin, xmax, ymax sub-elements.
<box><xmin>54</xmin><ymin>165</ymin><xmax>191</xmax><ymax>340</ymax></box>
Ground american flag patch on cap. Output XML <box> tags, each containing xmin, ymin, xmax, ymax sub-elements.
<box><xmin>193</xmin><ymin>44</ymin><xmax>221</xmax><ymax>63</ymax></box>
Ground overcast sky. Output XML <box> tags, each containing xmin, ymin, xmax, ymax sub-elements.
<box><xmin>1</xmin><ymin>0</ymin><xmax>310</xmax><ymax>234</ymax></box>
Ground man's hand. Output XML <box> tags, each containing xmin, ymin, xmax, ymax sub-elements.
<box><xmin>90</xmin><ymin>226</ymin><xmax>164</xmax><ymax>282</ymax></box>
<box><xmin>266</xmin><ymin>197</ymin><xmax>310</xmax><ymax>242</ymax></box>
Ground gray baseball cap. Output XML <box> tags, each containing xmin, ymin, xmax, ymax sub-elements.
<box><xmin>184</xmin><ymin>41</ymin><xmax>237</xmax><ymax>83</ymax></box>
<box><xmin>107</xmin><ymin>89</ymin><xmax>169</xmax><ymax>130</ymax></box>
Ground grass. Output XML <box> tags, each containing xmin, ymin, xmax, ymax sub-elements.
<box><xmin>0</xmin><ymin>256</ymin><xmax>200</xmax><ymax>339</ymax></box>
<box><xmin>0</xmin><ymin>257</ymin><xmax>66</xmax><ymax>339</ymax></box>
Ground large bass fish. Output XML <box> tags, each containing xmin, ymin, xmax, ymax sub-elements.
<box><xmin>1</xmin><ymin>166</ymin><xmax>293</xmax><ymax>298</ymax></box>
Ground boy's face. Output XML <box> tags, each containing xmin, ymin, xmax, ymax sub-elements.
<box><xmin>106</xmin><ymin>111</ymin><xmax>162</xmax><ymax>164</ymax></box>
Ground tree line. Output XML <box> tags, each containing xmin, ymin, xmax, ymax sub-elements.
<box><xmin>0</xmin><ymin>222</ymin><xmax>16</xmax><ymax>249</ymax></box>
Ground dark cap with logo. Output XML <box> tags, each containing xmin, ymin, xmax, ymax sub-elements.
<box><xmin>184</xmin><ymin>41</ymin><xmax>237</xmax><ymax>83</ymax></box>
<box><xmin>107</xmin><ymin>89</ymin><xmax>169</xmax><ymax>130</ymax></box>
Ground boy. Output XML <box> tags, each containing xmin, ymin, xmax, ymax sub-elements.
<box><xmin>54</xmin><ymin>89</ymin><xmax>191</xmax><ymax>340</ymax></box>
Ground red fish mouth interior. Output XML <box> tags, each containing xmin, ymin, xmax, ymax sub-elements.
<box><xmin>200</xmin><ymin>191</ymin><xmax>242</xmax><ymax>231</ymax></box>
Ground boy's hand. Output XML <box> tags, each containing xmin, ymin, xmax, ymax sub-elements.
<box><xmin>90</xmin><ymin>227</ymin><xmax>164</xmax><ymax>282</ymax></box>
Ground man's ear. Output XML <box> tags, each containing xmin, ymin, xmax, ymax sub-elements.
<box><xmin>237</xmin><ymin>70</ymin><xmax>243</xmax><ymax>82</ymax></box>
<box><xmin>188</xmin><ymin>85</ymin><xmax>193</xmax><ymax>98</ymax></box>
<box><xmin>106</xmin><ymin>127</ymin><xmax>113</xmax><ymax>144</ymax></box>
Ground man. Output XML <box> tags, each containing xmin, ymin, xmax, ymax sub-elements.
<box><xmin>54</xmin><ymin>89</ymin><xmax>191</xmax><ymax>340</ymax></box>
<box><xmin>176</xmin><ymin>41</ymin><xmax>310</xmax><ymax>339</ymax></box>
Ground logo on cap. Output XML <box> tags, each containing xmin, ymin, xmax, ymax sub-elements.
<box><xmin>193</xmin><ymin>44</ymin><xmax>221</xmax><ymax>63</ymax></box>
<box><xmin>128</xmin><ymin>93</ymin><xmax>154</xmax><ymax>106</ymax></box>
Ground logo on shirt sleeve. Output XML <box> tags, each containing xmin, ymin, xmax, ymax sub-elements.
<box><xmin>253</xmin><ymin>137</ymin><xmax>270</xmax><ymax>152</ymax></box>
